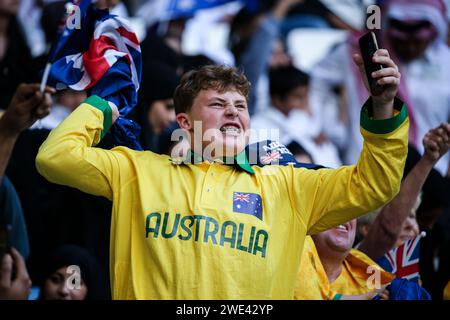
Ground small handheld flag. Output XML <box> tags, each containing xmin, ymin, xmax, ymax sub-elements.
<box><xmin>376</xmin><ymin>231</ymin><xmax>426</xmax><ymax>283</ymax></box>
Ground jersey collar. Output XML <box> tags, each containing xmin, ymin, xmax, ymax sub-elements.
<box><xmin>179</xmin><ymin>149</ymin><xmax>255</xmax><ymax>174</ymax></box>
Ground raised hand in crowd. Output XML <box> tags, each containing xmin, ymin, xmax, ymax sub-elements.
<box><xmin>0</xmin><ymin>83</ymin><xmax>55</xmax><ymax>178</ymax></box>
<box><xmin>0</xmin><ymin>248</ymin><xmax>32</xmax><ymax>300</ymax></box>
<box><xmin>358</xmin><ymin>123</ymin><xmax>450</xmax><ymax>261</ymax></box>
<box><xmin>0</xmin><ymin>84</ymin><xmax>54</xmax><ymax>135</ymax></box>
<box><xmin>422</xmin><ymin>122</ymin><xmax>450</xmax><ymax>168</ymax></box>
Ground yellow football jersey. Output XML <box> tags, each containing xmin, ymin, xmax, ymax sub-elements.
<box><xmin>294</xmin><ymin>236</ymin><xmax>395</xmax><ymax>299</ymax></box>
<box><xmin>36</xmin><ymin>95</ymin><xmax>408</xmax><ymax>299</ymax></box>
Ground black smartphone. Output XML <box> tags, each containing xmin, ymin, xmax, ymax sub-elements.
<box><xmin>358</xmin><ymin>31</ymin><xmax>384</xmax><ymax>96</ymax></box>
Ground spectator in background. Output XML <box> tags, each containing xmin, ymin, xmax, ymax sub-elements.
<box><xmin>445</xmin><ymin>280</ymin><xmax>450</xmax><ymax>299</ymax></box>
<box><xmin>31</xmin><ymin>90</ymin><xmax>87</xmax><ymax>130</ymax></box>
<box><xmin>311</xmin><ymin>0</ymin><xmax>450</xmax><ymax>177</ymax></box>
<box><xmin>229</xmin><ymin>0</ymin><xmax>302</xmax><ymax>115</ymax></box>
<box><xmin>18</xmin><ymin>0</ymin><xmax>46</xmax><ymax>58</ymax></box>
<box><xmin>294</xmin><ymin>220</ymin><xmax>430</xmax><ymax>300</ymax></box>
<box><xmin>0</xmin><ymin>83</ymin><xmax>53</xmax><ymax>300</ymax></box>
<box><xmin>356</xmin><ymin>123</ymin><xmax>450</xmax><ymax>261</ymax></box>
<box><xmin>295</xmin><ymin>123</ymin><xmax>449</xmax><ymax>300</ymax></box>
<box><xmin>0</xmin><ymin>0</ymin><xmax>40</xmax><ymax>109</ymax></box>
<box><xmin>281</xmin><ymin>0</ymin><xmax>376</xmax><ymax>35</ymax></box>
<box><xmin>251</xmin><ymin>65</ymin><xmax>342</xmax><ymax>168</ymax></box>
<box><xmin>39</xmin><ymin>244</ymin><xmax>105</xmax><ymax>300</ymax></box>
<box><xmin>128</xmin><ymin>62</ymin><xmax>180</xmax><ymax>152</ymax></box>
<box><xmin>0</xmin><ymin>84</ymin><xmax>53</xmax><ymax>255</ymax></box>
<box><xmin>96</xmin><ymin>0</ymin><xmax>129</xmax><ymax>17</ymax></box>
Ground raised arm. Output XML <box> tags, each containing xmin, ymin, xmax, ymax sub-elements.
<box><xmin>358</xmin><ymin>123</ymin><xmax>450</xmax><ymax>260</ymax></box>
<box><xmin>289</xmin><ymin>49</ymin><xmax>409</xmax><ymax>233</ymax></box>
<box><xmin>35</xmin><ymin>95</ymin><xmax>125</xmax><ymax>200</ymax></box>
<box><xmin>0</xmin><ymin>84</ymin><xmax>54</xmax><ymax>179</ymax></box>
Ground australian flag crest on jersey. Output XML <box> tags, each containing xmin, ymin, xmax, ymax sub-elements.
<box><xmin>233</xmin><ymin>192</ymin><xmax>263</xmax><ymax>220</ymax></box>
<box><xmin>244</xmin><ymin>140</ymin><xmax>324</xmax><ymax>170</ymax></box>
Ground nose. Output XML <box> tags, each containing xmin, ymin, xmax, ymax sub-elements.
<box><xmin>58</xmin><ymin>283</ymin><xmax>70</xmax><ymax>299</ymax></box>
<box><xmin>224</xmin><ymin>104</ymin><xmax>238</xmax><ymax>117</ymax></box>
<box><xmin>405</xmin><ymin>217</ymin><xmax>419</xmax><ymax>237</ymax></box>
<box><xmin>410</xmin><ymin>219</ymin><xmax>420</xmax><ymax>237</ymax></box>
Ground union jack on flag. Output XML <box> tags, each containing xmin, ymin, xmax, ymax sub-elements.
<box><xmin>260</xmin><ymin>151</ymin><xmax>282</xmax><ymax>165</ymax></box>
<box><xmin>234</xmin><ymin>193</ymin><xmax>250</xmax><ymax>202</ymax></box>
<box><xmin>47</xmin><ymin>0</ymin><xmax>142</xmax><ymax>150</ymax></box>
<box><xmin>232</xmin><ymin>192</ymin><xmax>263</xmax><ymax>220</ymax></box>
<box><xmin>376</xmin><ymin>232</ymin><xmax>425</xmax><ymax>283</ymax></box>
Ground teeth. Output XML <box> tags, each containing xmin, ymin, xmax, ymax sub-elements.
<box><xmin>337</xmin><ymin>225</ymin><xmax>347</xmax><ymax>230</ymax></box>
<box><xmin>220</xmin><ymin>126</ymin><xmax>240</xmax><ymax>134</ymax></box>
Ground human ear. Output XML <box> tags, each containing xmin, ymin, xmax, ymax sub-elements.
<box><xmin>176</xmin><ymin>113</ymin><xmax>192</xmax><ymax>130</ymax></box>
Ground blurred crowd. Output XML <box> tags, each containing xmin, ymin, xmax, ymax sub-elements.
<box><xmin>0</xmin><ymin>0</ymin><xmax>449</xmax><ymax>300</ymax></box>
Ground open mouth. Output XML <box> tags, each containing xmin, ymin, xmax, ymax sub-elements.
<box><xmin>335</xmin><ymin>223</ymin><xmax>349</xmax><ymax>232</ymax></box>
<box><xmin>220</xmin><ymin>123</ymin><xmax>242</xmax><ymax>136</ymax></box>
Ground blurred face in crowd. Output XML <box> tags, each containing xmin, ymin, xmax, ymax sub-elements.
<box><xmin>57</xmin><ymin>90</ymin><xmax>87</xmax><ymax>112</ymax></box>
<box><xmin>148</xmin><ymin>98</ymin><xmax>176</xmax><ymax>134</ymax></box>
<box><xmin>272</xmin><ymin>85</ymin><xmax>309</xmax><ymax>116</ymax></box>
<box><xmin>95</xmin><ymin>0</ymin><xmax>119</xmax><ymax>10</ymax></box>
<box><xmin>312</xmin><ymin>219</ymin><xmax>357</xmax><ymax>256</ymax></box>
<box><xmin>0</xmin><ymin>0</ymin><xmax>20</xmax><ymax>16</ymax></box>
<box><xmin>395</xmin><ymin>209</ymin><xmax>420</xmax><ymax>247</ymax></box>
<box><xmin>42</xmin><ymin>266</ymin><xmax>88</xmax><ymax>300</ymax></box>
<box><xmin>177</xmin><ymin>88</ymin><xmax>250</xmax><ymax>158</ymax></box>
<box><xmin>387</xmin><ymin>19</ymin><xmax>437</xmax><ymax>62</ymax></box>
<box><xmin>269</xmin><ymin>39</ymin><xmax>292</xmax><ymax>68</ymax></box>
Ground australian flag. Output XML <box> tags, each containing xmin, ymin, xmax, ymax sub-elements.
<box><xmin>47</xmin><ymin>0</ymin><xmax>143</xmax><ymax>150</ymax></box>
<box><xmin>376</xmin><ymin>232</ymin><xmax>425</xmax><ymax>283</ymax></box>
<box><xmin>233</xmin><ymin>192</ymin><xmax>263</xmax><ymax>220</ymax></box>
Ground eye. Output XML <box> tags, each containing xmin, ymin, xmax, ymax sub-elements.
<box><xmin>50</xmin><ymin>273</ymin><xmax>64</xmax><ymax>284</ymax></box>
<box><xmin>236</xmin><ymin>104</ymin><xmax>247</xmax><ymax>110</ymax></box>
<box><xmin>209</xmin><ymin>103</ymin><xmax>224</xmax><ymax>108</ymax></box>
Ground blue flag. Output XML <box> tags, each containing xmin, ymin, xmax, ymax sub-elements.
<box><xmin>47</xmin><ymin>0</ymin><xmax>143</xmax><ymax>150</ymax></box>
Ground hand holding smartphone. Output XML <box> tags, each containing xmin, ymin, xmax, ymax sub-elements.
<box><xmin>358</xmin><ymin>31</ymin><xmax>384</xmax><ymax>96</ymax></box>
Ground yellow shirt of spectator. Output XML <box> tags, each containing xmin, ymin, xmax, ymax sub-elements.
<box><xmin>444</xmin><ymin>281</ymin><xmax>450</xmax><ymax>300</ymax></box>
<box><xmin>36</xmin><ymin>95</ymin><xmax>409</xmax><ymax>299</ymax></box>
<box><xmin>294</xmin><ymin>236</ymin><xmax>394</xmax><ymax>299</ymax></box>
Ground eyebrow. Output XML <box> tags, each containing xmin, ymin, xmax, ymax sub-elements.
<box><xmin>208</xmin><ymin>97</ymin><xmax>227</xmax><ymax>103</ymax></box>
<box><xmin>208</xmin><ymin>98</ymin><xmax>247</xmax><ymax>104</ymax></box>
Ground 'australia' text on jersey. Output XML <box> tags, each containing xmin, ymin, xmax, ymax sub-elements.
<box><xmin>145</xmin><ymin>212</ymin><xmax>269</xmax><ymax>258</ymax></box>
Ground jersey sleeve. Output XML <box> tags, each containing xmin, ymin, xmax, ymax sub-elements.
<box><xmin>36</xmin><ymin>95</ymin><xmax>135</xmax><ymax>201</ymax></box>
<box><xmin>290</xmin><ymin>97</ymin><xmax>409</xmax><ymax>234</ymax></box>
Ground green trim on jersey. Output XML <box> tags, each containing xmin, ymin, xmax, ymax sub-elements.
<box><xmin>84</xmin><ymin>95</ymin><xmax>113</xmax><ymax>139</ymax></box>
<box><xmin>185</xmin><ymin>149</ymin><xmax>255</xmax><ymax>174</ymax></box>
<box><xmin>360</xmin><ymin>97</ymin><xmax>407</xmax><ymax>134</ymax></box>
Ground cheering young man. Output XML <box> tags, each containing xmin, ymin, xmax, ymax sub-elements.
<box><xmin>36</xmin><ymin>49</ymin><xmax>408</xmax><ymax>299</ymax></box>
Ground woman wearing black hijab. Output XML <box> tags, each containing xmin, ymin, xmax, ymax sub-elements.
<box><xmin>39</xmin><ymin>245</ymin><xmax>105</xmax><ymax>300</ymax></box>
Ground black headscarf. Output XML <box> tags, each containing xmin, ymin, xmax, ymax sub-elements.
<box><xmin>40</xmin><ymin>244</ymin><xmax>105</xmax><ymax>300</ymax></box>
